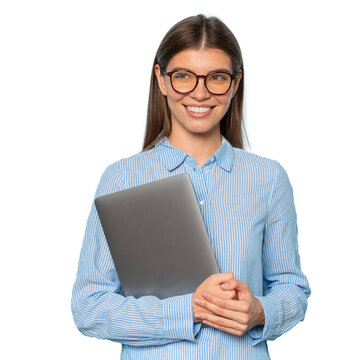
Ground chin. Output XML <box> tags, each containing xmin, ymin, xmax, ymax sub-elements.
<box><xmin>187</xmin><ymin>125</ymin><xmax>219</xmax><ymax>135</ymax></box>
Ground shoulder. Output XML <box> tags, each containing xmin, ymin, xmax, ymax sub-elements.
<box><xmin>232</xmin><ymin>148</ymin><xmax>294</xmax><ymax>205</ymax></box>
<box><xmin>232</xmin><ymin>147</ymin><xmax>285</xmax><ymax>180</ymax></box>
<box><xmin>102</xmin><ymin>147</ymin><xmax>156</xmax><ymax>175</ymax></box>
<box><xmin>96</xmin><ymin>148</ymin><xmax>159</xmax><ymax>196</ymax></box>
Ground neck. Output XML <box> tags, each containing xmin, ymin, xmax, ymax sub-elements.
<box><xmin>168</xmin><ymin>127</ymin><xmax>222</xmax><ymax>168</ymax></box>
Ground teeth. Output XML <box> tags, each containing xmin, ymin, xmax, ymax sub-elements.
<box><xmin>186</xmin><ymin>106</ymin><xmax>212</xmax><ymax>113</ymax></box>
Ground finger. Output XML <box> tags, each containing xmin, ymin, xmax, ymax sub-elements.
<box><xmin>220</xmin><ymin>289</ymin><xmax>237</xmax><ymax>299</ymax></box>
<box><xmin>221</xmin><ymin>279</ymin><xmax>249</xmax><ymax>292</ymax></box>
<box><xmin>196</xmin><ymin>295</ymin><xmax>249</xmax><ymax>324</ymax></box>
<box><xmin>220</xmin><ymin>279</ymin><xmax>237</xmax><ymax>289</ymax></box>
<box><xmin>221</xmin><ymin>280</ymin><xmax>250</xmax><ymax>301</ymax></box>
<box><xmin>211</xmin><ymin>287</ymin><xmax>236</xmax><ymax>299</ymax></box>
<box><xmin>202</xmin><ymin>320</ymin><xmax>244</xmax><ymax>336</ymax></box>
<box><xmin>196</xmin><ymin>311</ymin><xmax>247</xmax><ymax>333</ymax></box>
<box><xmin>209</xmin><ymin>272</ymin><xmax>234</xmax><ymax>285</ymax></box>
<box><xmin>201</xmin><ymin>291</ymin><xmax>250</xmax><ymax>313</ymax></box>
<box><xmin>193</xmin><ymin>305</ymin><xmax>218</xmax><ymax>318</ymax></box>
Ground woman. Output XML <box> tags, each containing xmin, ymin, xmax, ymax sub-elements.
<box><xmin>71</xmin><ymin>14</ymin><xmax>311</xmax><ymax>359</ymax></box>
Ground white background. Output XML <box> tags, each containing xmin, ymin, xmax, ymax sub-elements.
<box><xmin>1</xmin><ymin>0</ymin><xmax>359</xmax><ymax>358</ymax></box>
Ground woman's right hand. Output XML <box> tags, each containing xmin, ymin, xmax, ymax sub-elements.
<box><xmin>192</xmin><ymin>272</ymin><xmax>236</xmax><ymax>322</ymax></box>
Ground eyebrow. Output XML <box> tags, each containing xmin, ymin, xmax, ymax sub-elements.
<box><xmin>167</xmin><ymin>67</ymin><xmax>232</xmax><ymax>74</ymax></box>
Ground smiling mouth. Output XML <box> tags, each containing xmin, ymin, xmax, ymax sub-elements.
<box><xmin>183</xmin><ymin>105</ymin><xmax>216</xmax><ymax>113</ymax></box>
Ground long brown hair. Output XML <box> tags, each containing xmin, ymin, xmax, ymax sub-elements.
<box><xmin>141</xmin><ymin>14</ymin><xmax>249</xmax><ymax>152</ymax></box>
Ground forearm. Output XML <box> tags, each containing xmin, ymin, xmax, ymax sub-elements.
<box><xmin>250</xmin><ymin>282</ymin><xmax>310</xmax><ymax>343</ymax></box>
<box><xmin>71</xmin><ymin>280</ymin><xmax>202</xmax><ymax>346</ymax></box>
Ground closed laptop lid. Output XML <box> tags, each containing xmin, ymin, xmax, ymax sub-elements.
<box><xmin>95</xmin><ymin>172</ymin><xmax>219</xmax><ymax>299</ymax></box>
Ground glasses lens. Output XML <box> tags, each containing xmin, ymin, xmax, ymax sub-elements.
<box><xmin>171</xmin><ymin>71</ymin><xmax>197</xmax><ymax>93</ymax></box>
<box><xmin>206</xmin><ymin>73</ymin><xmax>232</xmax><ymax>94</ymax></box>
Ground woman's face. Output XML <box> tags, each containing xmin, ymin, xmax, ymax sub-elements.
<box><xmin>155</xmin><ymin>48</ymin><xmax>242</xmax><ymax>138</ymax></box>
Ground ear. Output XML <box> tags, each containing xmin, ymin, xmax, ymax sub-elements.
<box><xmin>231</xmin><ymin>69</ymin><xmax>243</xmax><ymax>98</ymax></box>
<box><xmin>154</xmin><ymin>64</ymin><xmax>168</xmax><ymax>96</ymax></box>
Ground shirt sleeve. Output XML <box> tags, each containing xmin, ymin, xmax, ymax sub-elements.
<box><xmin>248</xmin><ymin>161</ymin><xmax>311</xmax><ymax>345</ymax></box>
<box><xmin>71</xmin><ymin>162</ymin><xmax>202</xmax><ymax>346</ymax></box>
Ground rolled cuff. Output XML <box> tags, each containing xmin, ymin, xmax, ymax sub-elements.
<box><xmin>249</xmin><ymin>295</ymin><xmax>278</xmax><ymax>345</ymax></box>
<box><xmin>163</xmin><ymin>293</ymin><xmax>202</xmax><ymax>342</ymax></box>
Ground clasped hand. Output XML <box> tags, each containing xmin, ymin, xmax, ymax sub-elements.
<box><xmin>192</xmin><ymin>272</ymin><xmax>265</xmax><ymax>336</ymax></box>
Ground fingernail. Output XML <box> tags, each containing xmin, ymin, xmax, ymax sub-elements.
<box><xmin>222</xmin><ymin>282</ymin><xmax>229</xmax><ymax>288</ymax></box>
<box><xmin>194</xmin><ymin>298</ymin><xmax>200</xmax><ymax>305</ymax></box>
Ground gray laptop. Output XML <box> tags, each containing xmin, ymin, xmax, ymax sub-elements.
<box><xmin>95</xmin><ymin>172</ymin><xmax>219</xmax><ymax>300</ymax></box>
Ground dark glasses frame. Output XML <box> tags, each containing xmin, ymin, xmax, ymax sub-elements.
<box><xmin>161</xmin><ymin>68</ymin><xmax>239</xmax><ymax>95</ymax></box>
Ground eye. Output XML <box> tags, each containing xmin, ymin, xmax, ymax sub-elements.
<box><xmin>209</xmin><ymin>73</ymin><xmax>227</xmax><ymax>81</ymax></box>
<box><xmin>174</xmin><ymin>72</ymin><xmax>190</xmax><ymax>79</ymax></box>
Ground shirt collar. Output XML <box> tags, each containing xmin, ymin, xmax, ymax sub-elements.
<box><xmin>154</xmin><ymin>135</ymin><xmax>234</xmax><ymax>172</ymax></box>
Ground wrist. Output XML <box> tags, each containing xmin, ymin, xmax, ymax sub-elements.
<box><xmin>255</xmin><ymin>297</ymin><xmax>265</xmax><ymax>326</ymax></box>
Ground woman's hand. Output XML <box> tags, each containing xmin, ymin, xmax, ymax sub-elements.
<box><xmin>192</xmin><ymin>272</ymin><xmax>237</xmax><ymax>322</ymax></box>
<box><xmin>193</xmin><ymin>279</ymin><xmax>265</xmax><ymax>335</ymax></box>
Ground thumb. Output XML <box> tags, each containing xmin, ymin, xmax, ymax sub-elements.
<box><xmin>235</xmin><ymin>281</ymin><xmax>250</xmax><ymax>300</ymax></box>
<box><xmin>210</xmin><ymin>272</ymin><xmax>234</xmax><ymax>284</ymax></box>
<box><xmin>221</xmin><ymin>279</ymin><xmax>249</xmax><ymax>292</ymax></box>
<box><xmin>234</xmin><ymin>280</ymin><xmax>249</xmax><ymax>291</ymax></box>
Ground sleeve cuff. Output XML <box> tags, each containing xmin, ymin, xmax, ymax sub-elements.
<box><xmin>248</xmin><ymin>324</ymin><xmax>264</xmax><ymax>342</ymax></box>
<box><xmin>249</xmin><ymin>295</ymin><xmax>278</xmax><ymax>345</ymax></box>
<box><xmin>163</xmin><ymin>293</ymin><xmax>201</xmax><ymax>342</ymax></box>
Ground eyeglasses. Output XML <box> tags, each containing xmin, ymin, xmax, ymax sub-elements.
<box><xmin>161</xmin><ymin>68</ymin><xmax>239</xmax><ymax>95</ymax></box>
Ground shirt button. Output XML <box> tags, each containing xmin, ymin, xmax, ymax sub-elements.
<box><xmin>204</xmin><ymin>169</ymin><xmax>210</xmax><ymax>174</ymax></box>
<box><xmin>199</xmin><ymin>200</ymin><xmax>205</xmax><ymax>206</ymax></box>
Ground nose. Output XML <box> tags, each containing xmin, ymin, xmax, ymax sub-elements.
<box><xmin>189</xmin><ymin>77</ymin><xmax>211</xmax><ymax>100</ymax></box>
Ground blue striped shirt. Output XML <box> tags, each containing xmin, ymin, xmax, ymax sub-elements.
<box><xmin>71</xmin><ymin>135</ymin><xmax>311</xmax><ymax>359</ymax></box>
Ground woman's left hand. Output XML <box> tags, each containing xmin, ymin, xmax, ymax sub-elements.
<box><xmin>193</xmin><ymin>279</ymin><xmax>265</xmax><ymax>336</ymax></box>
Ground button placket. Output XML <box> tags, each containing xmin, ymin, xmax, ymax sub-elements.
<box><xmin>199</xmin><ymin>170</ymin><xmax>209</xmax><ymax>207</ymax></box>
<box><xmin>185</xmin><ymin>160</ymin><xmax>212</xmax><ymax>244</ymax></box>
<box><xmin>186</xmin><ymin>158</ymin><xmax>210</xmax><ymax>207</ymax></box>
